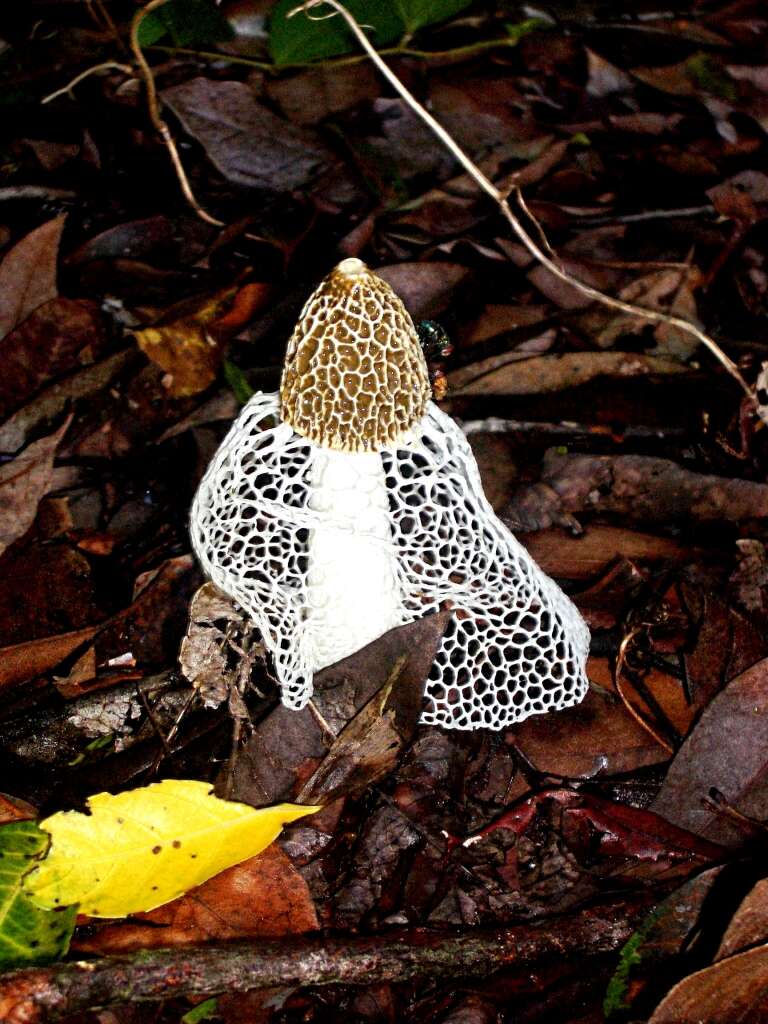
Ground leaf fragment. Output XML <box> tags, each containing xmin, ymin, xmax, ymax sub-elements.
<box><xmin>0</xmin><ymin>821</ymin><xmax>76</xmax><ymax>969</ymax></box>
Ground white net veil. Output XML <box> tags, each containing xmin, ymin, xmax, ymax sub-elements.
<box><xmin>191</xmin><ymin>391</ymin><xmax>590</xmax><ymax>730</ymax></box>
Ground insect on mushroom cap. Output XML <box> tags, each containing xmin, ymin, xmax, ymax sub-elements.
<box><xmin>280</xmin><ymin>258</ymin><xmax>431</xmax><ymax>453</ymax></box>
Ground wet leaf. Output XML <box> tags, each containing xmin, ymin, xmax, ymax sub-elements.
<box><xmin>0</xmin><ymin>821</ymin><xmax>76</xmax><ymax>969</ymax></box>
<box><xmin>450</xmin><ymin>352</ymin><xmax>687</xmax><ymax>397</ymax></box>
<box><xmin>512</xmin><ymin>682</ymin><xmax>669</xmax><ymax>779</ymax></box>
<box><xmin>716</xmin><ymin>878</ymin><xmax>768</xmax><ymax>961</ymax></box>
<box><xmin>25</xmin><ymin>780</ymin><xmax>321</xmax><ymax>917</ymax></box>
<box><xmin>605</xmin><ymin>866</ymin><xmax>725</xmax><ymax>1019</ymax></box>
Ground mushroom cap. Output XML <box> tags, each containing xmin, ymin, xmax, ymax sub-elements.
<box><xmin>280</xmin><ymin>258</ymin><xmax>431</xmax><ymax>453</ymax></box>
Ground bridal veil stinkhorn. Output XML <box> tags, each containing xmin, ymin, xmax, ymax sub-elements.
<box><xmin>191</xmin><ymin>258</ymin><xmax>590</xmax><ymax>729</ymax></box>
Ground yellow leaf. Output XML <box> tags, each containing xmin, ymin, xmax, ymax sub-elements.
<box><xmin>24</xmin><ymin>780</ymin><xmax>320</xmax><ymax>918</ymax></box>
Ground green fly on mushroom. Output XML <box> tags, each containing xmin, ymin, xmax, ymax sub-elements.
<box><xmin>191</xmin><ymin>259</ymin><xmax>590</xmax><ymax>729</ymax></box>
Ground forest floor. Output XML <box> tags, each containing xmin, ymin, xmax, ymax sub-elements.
<box><xmin>1</xmin><ymin>0</ymin><xmax>768</xmax><ymax>1021</ymax></box>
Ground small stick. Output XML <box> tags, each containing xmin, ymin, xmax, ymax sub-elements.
<box><xmin>287</xmin><ymin>0</ymin><xmax>757</xmax><ymax>412</ymax></box>
<box><xmin>41</xmin><ymin>62</ymin><xmax>133</xmax><ymax>105</ymax></box>
<box><xmin>0</xmin><ymin>894</ymin><xmax>658</xmax><ymax>1022</ymax></box>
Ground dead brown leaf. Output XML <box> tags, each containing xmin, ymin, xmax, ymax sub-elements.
<box><xmin>0</xmin><ymin>414</ymin><xmax>71</xmax><ymax>557</ymax></box>
<box><xmin>652</xmin><ymin>658</ymin><xmax>768</xmax><ymax>846</ymax></box>
<box><xmin>716</xmin><ymin>878</ymin><xmax>768</xmax><ymax>962</ymax></box>
<box><xmin>0</xmin><ymin>215</ymin><xmax>65</xmax><ymax>339</ymax></box>
<box><xmin>649</xmin><ymin>945</ymin><xmax>768</xmax><ymax>1023</ymax></box>
<box><xmin>507</xmin><ymin>452</ymin><xmax>768</xmax><ymax>531</ymax></box>
<box><xmin>0</xmin><ymin>298</ymin><xmax>105</xmax><ymax>418</ymax></box>
<box><xmin>596</xmin><ymin>267</ymin><xmax>702</xmax><ymax>360</ymax></box>
<box><xmin>73</xmin><ymin>844</ymin><xmax>318</xmax><ymax>954</ymax></box>
<box><xmin>224</xmin><ymin>613</ymin><xmax>454</xmax><ymax>808</ymax></box>
<box><xmin>161</xmin><ymin>77</ymin><xmax>333</xmax><ymax>191</ymax></box>
<box><xmin>179</xmin><ymin>582</ymin><xmax>249</xmax><ymax>709</ymax></box>
<box><xmin>297</xmin><ymin>610</ymin><xmax>452</xmax><ymax>804</ymax></box>
<box><xmin>0</xmin><ymin>626</ymin><xmax>99</xmax><ymax>696</ymax></box>
<box><xmin>376</xmin><ymin>263</ymin><xmax>469</xmax><ymax>322</ymax></box>
<box><xmin>522</xmin><ymin>526</ymin><xmax>694</xmax><ymax>579</ymax></box>
<box><xmin>266</xmin><ymin>62</ymin><xmax>380</xmax><ymax>126</ymax></box>
<box><xmin>512</xmin><ymin>680</ymin><xmax>668</xmax><ymax>779</ymax></box>
<box><xmin>0</xmin><ymin>792</ymin><xmax>37</xmax><ymax>824</ymax></box>
<box><xmin>450</xmin><ymin>352</ymin><xmax>687</xmax><ymax>397</ymax></box>
<box><xmin>55</xmin><ymin>555</ymin><xmax>200</xmax><ymax>697</ymax></box>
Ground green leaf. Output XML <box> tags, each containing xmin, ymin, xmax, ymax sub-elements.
<box><xmin>223</xmin><ymin>360</ymin><xmax>255</xmax><ymax>406</ymax></box>
<box><xmin>269</xmin><ymin>0</ymin><xmax>473</xmax><ymax>66</ymax></box>
<box><xmin>269</xmin><ymin>0</ymin><xmax>402</xmax><ymax>65</ymax></box>
<box><xmin>182</xmin><ymin>997</ymin><xmax>220</xmax><ymax>1023</ymax></box>
<box><xmin>137</xmin><ymin>0</ymin><xmax>234</xmax><ymax>49</ymax></box>
<box><xmin>0</xmin><ymin>821</ymin><xmax>76</xmax><ymax>969</ymax></box>
<box><xmin>394</xmin><ymin>0</ymin><xmax>473</xmax><ymax>36</ymax></box>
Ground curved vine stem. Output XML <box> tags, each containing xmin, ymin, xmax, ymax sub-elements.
<box><xmin>130</xmin><ymin>0</ymin><xmax>224</xmax><ymax>227</ymax></box>
<box><xmin>287</xmin><ymin>0</ymin><xmax>757</xmax><ymax>411</ymax></box>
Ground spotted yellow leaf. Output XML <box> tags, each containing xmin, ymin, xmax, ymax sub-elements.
<box><xmin>24</xmin><ymin>780</ymin><xmax>320</xmax><ymax>918</ymax></box>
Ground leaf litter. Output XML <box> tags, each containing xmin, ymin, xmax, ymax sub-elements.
<box><xmin>1</xmin><ymin>0</ymin><xmax>768</xmax><ymax>1020</ymax></box>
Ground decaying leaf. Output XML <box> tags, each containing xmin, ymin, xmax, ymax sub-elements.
<box><xmin>449</xmin><ymin>352</ymin><xmax>687</xmax><ymax>397</ymax></box>
<box><xmin>0</xmin><ymin>821</ymin><xmax>76</xmax><ymax>969</ymax></box>
<box><xmin>25</xmin><ymin>779</ymin><xmax>320</xmax><ymax>917</ymax></box>
<box><xmin>512</xmin><ymin>682</ymin><xmax>669</xmax><ymax>779</ymax></box>
<box><xmin>161</xmin><ymin>77</ymin><xmax>333</xmax><ymax>192</ymax></box>
<box><xmin>0</xmin><ymin>414</ymin><xmax>72</xmax><ymax>558</ymax></box>
<box><xmin>652</xmin><ymin>658</ymin><xmax>768</xmax><ymax>846</ymax></box>
<box><xmin>648</xmin><ymin>945</ymin><xmax>768</xmax><ymax>1023</ymax></box>
<box><xmin>179</xmin><ymin>582</ymin><xmax>252</xmax><ymax>709</ymax></box>
<box><xmin>0</xmin><ymin>216</ymin><xmax>65</xmax><ymax>340</ymax></box>
<box><xmin>223</xmin><ymin>612</ymin><xmax>455</xmax><ymax>808</ymax></box>
<box><xmin>604</xmin><ymin>866</ymin><xmax>725</xmax><ymax>1019</ymax></box>
<box><xmin>596</xmin><ymin>267</ymin><xmax>702</xmax><ymax>360</ymax></box>
<box><xmin>134</xmin><ymin>284</ymin><xmax>270</xmax><ymax>398</ymax></box>
<box><xmin>74</xmin><ymin>844</ymin><xmax>318</xmax><ymax>953</ymax></box>
<box><xmin>297</xmin><ymin>610</ymin><xmax>453</xmax><ymax>804</ymax></box>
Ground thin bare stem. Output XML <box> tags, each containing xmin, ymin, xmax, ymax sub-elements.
<box><xmin>147</xmin><ymin>34</ymin><xmax>523</xmax><ymax>71</ymax></box>
<box><xmin>41</xmin><ymin>61</ymin><xmax>133</xmax><ymax>104</ymax></box>
<box><xmin>613</xmin><ymin>630</ymin><xmax>675</xmax><ymax>755</ymax></box>
<box><xmin>287</xmin><ymin>0</ymin><xmax>757</xmax><ymax>409</ymax></box>
<box><xmin>130</xmin><ymin>0</ymin><xmax>224</xmax><ymax>227</ymax></box>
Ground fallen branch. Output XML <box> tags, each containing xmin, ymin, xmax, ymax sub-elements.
<box><xmin>0</xmin><ymin>895</ymin><xmax>656</xmax><ymax>1022</ymax></box>
<box><xmin>288</xmin><ymin>0</ymin><xmax>757</xmax><ymax>413</ymax></box>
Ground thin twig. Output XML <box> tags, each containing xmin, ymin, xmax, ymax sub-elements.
<box><xmin>41</xmin><ymin>61</ymin><xmax>133</xmax><ymax>104</ymax></box>
<box><xmin>130</xmin><ymin>0</ymin><xmax>224</xmax><ymax>227</ymax></box>
<box><xmin>613</xmin><ymin>629</ymin><xmax>675</xmax><ymax>755</ymax></box>
<box><xmin>287</xmin><ymin>0</ymin><xmax>757</xmax><ymax>411</ymax></box>
<box><xmin>148</xmin><ymin>33</ymin><xmax>526</xmax><ymax>71</ymax></box>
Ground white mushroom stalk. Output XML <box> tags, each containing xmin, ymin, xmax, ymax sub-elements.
<box><xmin>191</xmin><ymin>259</ymin><xmax>590</xmax><ymax>729</ymax></box>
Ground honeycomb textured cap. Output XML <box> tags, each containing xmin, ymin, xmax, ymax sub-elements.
<box><xmin>280</xmin><ymin>260</ymin><xmax>431</xmax><ymax>453</ymax></box>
